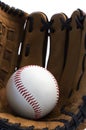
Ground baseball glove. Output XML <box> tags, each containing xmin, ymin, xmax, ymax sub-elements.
<box><xmin>0</xmin><ymin>1</ymin><xmax>86</xmax><ymax>130</ymax></box>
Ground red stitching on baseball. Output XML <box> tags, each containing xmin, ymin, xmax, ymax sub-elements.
<box><xmin>38</xmin><ymin>65</ymin><xmax>59</xmax><ymax>103</ymax></box>
<box><xmin>14</xmin><ymin>66</ymin><xmax>42</xmax><ymax>119</ymax></box>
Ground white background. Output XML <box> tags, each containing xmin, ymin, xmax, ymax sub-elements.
<box><xmin>1</xmin><ymin>0</ymin><xmax>86</xmax><ymax>129</ymax></box>
<box><xmin>1</xmin><ymin>0</ymin><xmax>86</xmax><ymax>19</ymax></box>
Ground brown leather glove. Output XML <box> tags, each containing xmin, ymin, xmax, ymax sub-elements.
<box><xmin>0</xmin><ymin>1</ymin><xmax>86</xmax><ymax>130</ymax></box>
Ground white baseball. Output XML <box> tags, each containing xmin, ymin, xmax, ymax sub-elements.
<box><xmin>6</xmin><ymin>65</ymin><xmax>59</xmax><ymax>119</ymax></box>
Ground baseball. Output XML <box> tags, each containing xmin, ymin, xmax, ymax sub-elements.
<box><xmin>6</xmin><ymin>65</ymin><xmax>59</xmax><ymax>119</ymax></box>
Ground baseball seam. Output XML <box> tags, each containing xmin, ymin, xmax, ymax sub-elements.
<box><xmin>28</xmin><ymin>65</ymin><xmax>59</xmax><ymax>103</ymax></box>
<box><xmin>14</xmin><ymin>66</ymin><xmax>42</xmax><ymax>119</ymax></box>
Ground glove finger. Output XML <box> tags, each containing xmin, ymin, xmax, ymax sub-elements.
<box><xmin>47</xmin><ymin>13</ymin><xmax>68</xmax><ymax>84</ymax></box>
<box><xmin>42</xmin><ymin>13</ymin><xmax>73</xmax><ymax>121</ymax></box>
<box><xmin>19</xmin><ymin>12</ymin><xmax>48</xmax><ymax>68</ymax></box>
<box><xmin>59</xmin><ymin>9</ymin><xmax>85</xmax><ymax>103</ymax></box>
<box><xmin>65</xmin><ymin>13</ymin><xmax>86</xmax><ymax>112</ymax></box>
